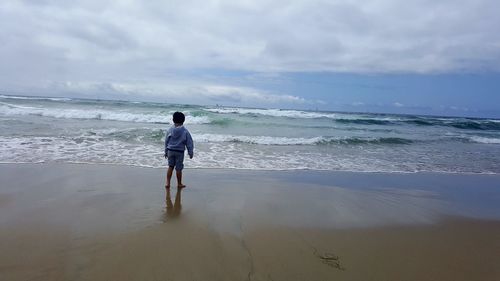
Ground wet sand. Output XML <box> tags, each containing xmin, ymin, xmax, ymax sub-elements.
<box><xmin>1</xmin><ymin>163</ymin><xmax>500</xmax><ymax>280</ymax></box>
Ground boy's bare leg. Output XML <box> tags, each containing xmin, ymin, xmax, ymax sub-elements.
<box><xmin>176</xmin><ymin>170</ymin><xmax>186</xmax><ymax>188</ymax></box>
<box><xmin>165</xmin><ymin>166</ymin><xmax>174</xmax><ymax>188</ymax></box>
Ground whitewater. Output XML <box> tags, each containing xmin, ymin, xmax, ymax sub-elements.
<box><xmin>1</xmin><ymin>95</ymin><xmax>499</xmax><ymax>173</ymax></box>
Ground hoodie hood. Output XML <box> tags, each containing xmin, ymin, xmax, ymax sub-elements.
<box><xmin>170</xmin><ymin>125</ymin><xmax>185</xmax><ymax>137</ymax></box>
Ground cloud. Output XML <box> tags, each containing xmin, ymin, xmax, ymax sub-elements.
<box><xmin>2</xmin><ymin>0</ymin><xmax>500</xmax><ymax>77</ymax></box>
<box><xmin>201</xmin><ymin>85</ymin><xmax>308</xmax><ymax>104</ymax></box>
<box><xmin>1</xmin><ymin>0</ymin><xmax>499</xmax><ymax>110</ymax></box>
<box><xmin>28</xmin><ymin>79</ymin><xmax>314</xmax><ymax>107</ymax></box>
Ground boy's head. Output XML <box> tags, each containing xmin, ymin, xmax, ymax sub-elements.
<box><xmin>172</xmin><ymin>111</ymin><xmax>185</xmax><ymax>124</ymax></box>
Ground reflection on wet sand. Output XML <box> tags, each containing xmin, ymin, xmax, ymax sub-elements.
<box><xmin>164</xmin><ymin>187</ymin><xmax>182</xmax><ymax>222</ymax></box>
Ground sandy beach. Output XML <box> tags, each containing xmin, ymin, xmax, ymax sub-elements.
<box><xmin>1</xmin><ymin>163</ymin><xmax>500</xmax><ymax>281</ymax></box>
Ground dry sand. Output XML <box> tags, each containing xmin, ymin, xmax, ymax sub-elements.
<box><xmin>1</xmin><ymin>163</ymin><xmax>499</xmax><ymax>281</ymax></box>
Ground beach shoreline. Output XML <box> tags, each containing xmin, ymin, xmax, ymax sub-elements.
<box><xmin>1</xmin><ymin>163</ymin><xmax>499</xmax><ymax>280</ymax></box>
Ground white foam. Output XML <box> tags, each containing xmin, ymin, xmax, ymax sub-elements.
<box><xmin>0</xmin><ymin>102</ymin><xmax>210</xmax><ymax>124</ymax></box>
<box><xmin>0</xmin><ymin>101</ymin><xmax>36</xmax><ymax>109</ymax></box>
<box><xmin>1</xmin><ymin>136</ymin><xmax>498</xmax><ymax>174</ymax></box>
<box><xmin>204</xmin><ymin>107</ymin><xmax>407</xmax><ymax>123</ymax></box>
<box><xmin>0</xmin><ymin>136</ymin><xmax>166</xmax><ymax>168</ymax></box>
<box><xmin>0</xmin><ymin>95</ymin><xmax>72</xmax><ymax>102</ymax></box>
<box><xmin>194</xmin><ymin>133</ymin><xmax>323</xmax><ymax>145</ymax></box>
<box><xmin>205</xmin><ymin>107</ymin><xmax>340</xmax><ymax>119</ymax></box>
<box><xmin>184</xmin><ymin>115</ymin><xmax>211</xmax><ymax>125</ymax></box>
<box><xmin>470</xmin><ymin>136</ymin><xmax>500</xmax><ymax>144</ymax></box>
<box><xmin>193</xmin><ymin>133</ymin><xmax>413</xmax><ymax>145</ymax></box>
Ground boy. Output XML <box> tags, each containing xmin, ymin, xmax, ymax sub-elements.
<box><xmin>164</xmin><ymin>111</ymin><xmax>194</xmax><ymax>189</ymax></box>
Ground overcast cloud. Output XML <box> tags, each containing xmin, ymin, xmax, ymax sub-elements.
<box><xmin>1</xmin><ymin>0</ymin><xmax>500</xmax><ymax>106</ymax></box>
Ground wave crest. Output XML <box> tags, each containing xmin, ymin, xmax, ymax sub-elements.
<box><xmin>194</xmin><ymin>134</ymin><xmax>413</xmax><ymax>145</ymax></box>
<box><xmin>0</xmin><ymin>102</ymin><xmax>210</xmax><ymax>124</ymax></box>
<box><xmin>468</xmin><ymin>136</ymin><xmax>500</xmax><ymax>144</ymax></box>
<box><xmin>204</xmin><ymin>107</ymin><xmax>340</xmax><ymax>119</ymax></box>
<box><xmin>205</xmin><ymin>107</ymin><xmax>500</xmax><ymax>131</ymax></box>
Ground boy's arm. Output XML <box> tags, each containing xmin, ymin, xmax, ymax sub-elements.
<box><xmin>164</xmin><ymin>129</ymin><xmax>171</xmax><ymax>158</ymax></box>
<box><xmin>186</xmin><ymin>131</ymin><xmax>194</xmax><ymax>159</ymax></box>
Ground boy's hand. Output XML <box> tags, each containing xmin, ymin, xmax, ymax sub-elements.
<box><xmin>164</xmin><ymin>152</ymin><xmax>167</xmax><ymax>159</ymax></box>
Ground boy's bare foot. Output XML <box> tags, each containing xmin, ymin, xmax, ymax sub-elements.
<box><xmin>178</xmin><ymin>184</ymin><xmax>186</xmax><ymax>188</ymax></box>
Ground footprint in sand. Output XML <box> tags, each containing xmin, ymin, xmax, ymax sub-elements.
<box><xmin>317</xmin><ymin>252</ymin><xmax>345</xmax><ymax>270</ymax></box>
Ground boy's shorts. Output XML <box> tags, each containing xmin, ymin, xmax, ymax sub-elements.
<box><xmin>167</xmin><ymin>150</ymin><xmax>185</xmax><ymax>171</ymax></box>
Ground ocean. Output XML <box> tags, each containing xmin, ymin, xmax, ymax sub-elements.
<box><xmin>1</xmin><ymin>94</ymin><xmax>499</xmax><ymax>174</ymax></box>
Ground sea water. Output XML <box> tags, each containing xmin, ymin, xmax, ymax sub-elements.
<box><xmin>1</xmin><ymin>94</ymin><xmax>499</xmax><ymax>173</ymax></box>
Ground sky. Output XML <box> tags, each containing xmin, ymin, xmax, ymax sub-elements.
<box><xmin>1</xmin><ymin>0</ymin><xmax>500</xmax><ymax>117</ymax></box>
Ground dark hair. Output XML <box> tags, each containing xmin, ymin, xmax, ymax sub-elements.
<box><xmin>172</xmin><ymin>111</ymin><xmax>185</xmax><ymax>124</ymax></box>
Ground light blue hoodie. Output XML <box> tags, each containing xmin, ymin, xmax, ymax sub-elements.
<box><xmin>165</xmin><ymin>125</ymin><xmax>194</xmax><ymax>157</ymax></box>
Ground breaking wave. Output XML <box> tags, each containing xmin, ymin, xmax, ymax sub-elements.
<box><xmin>205</xmin><ymin>107</ymin><xmax>500</xmax><ymax>131</ymax></box>
<box><xmin>194</xmin><ymin>134</ymin><xmax>414</xmax><ymax>145</ymax></box>
<box><xmin>0</xmin><ymin>102</ymin><xmax>210</xmax><ymax>124</ymax></box>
